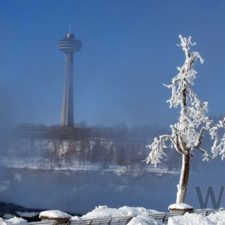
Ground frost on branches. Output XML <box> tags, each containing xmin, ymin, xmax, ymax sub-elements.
<box><xmin>146</xmin><ymin>35</ymin><xmax>225</xmax><ymax>207</ymax></box>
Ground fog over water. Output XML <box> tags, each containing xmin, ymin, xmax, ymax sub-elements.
<box><xmin>1</xmin><ymin>160</ymin><xmax>225</xmax><ymax>214</ymax></box>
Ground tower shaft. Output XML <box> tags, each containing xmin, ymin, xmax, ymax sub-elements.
<box><xmin>61</xmin><ymin>53</ymin><xmax>74</xmax><ymax>127</ymax></box>
<box><xmin>58</xmin><ymin>31</ymin><xmax>81</xmax><ymax>128</ymax></box>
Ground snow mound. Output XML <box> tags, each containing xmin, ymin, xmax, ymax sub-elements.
<box><xmin>39</xmin><ymin>210</ymin><xmax>71</xmax><ymax>219</ymax></box>
<box><xmin>168</xmin><ymin>213</ymin><xmax>210</xmax><ymax>225</ymax></box>
<box><xmin>207</xmin><ymin>210</ymin><xmax>225</xmax><ymax>225</ymax></box>
<box><xmin>80</xmin><ymin>205</ymin><xmax>160</xmax><ymax>220</ymax></box>
<box><xmin>127</xmin><ymin>215</ymin><xmax>163</xmax><ymax>225</ymax></box>
<box><xmin>0</xmin><ymin>218</ymin><xmax>7</xmax><ymax>225</ymax></box>
<box><xmin>169</xmin><ymin>211</ymin><xmax>225</xmax><ymax>225</ymax></box>
<box><xmin>80</xmin><ymin>206</ymin><xmax>125</xmax><ymax>219</ymax></box>
<box><xmin>5</xmin><ymin>217</ymin><xmax>27</xmax><ymax>225</ymax></box>
<box><xmin>119</xmin><ymin>206</ymin><xmax>152</xmax><ymax>217</ymax></box>
<box><xmin>72</xmin><ymin>205</ymin><xmax>162</xmax><ymax>225</ymax></box>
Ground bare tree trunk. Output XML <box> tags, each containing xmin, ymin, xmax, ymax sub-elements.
<box><xmin>176</xmin><ymin>152</ymin><xmax>190</xmax><ymax>203</ymax></box>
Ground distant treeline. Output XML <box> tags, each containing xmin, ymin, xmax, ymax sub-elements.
<box><xmin>2</xmin><ymin>123</ymin><xmax>185</xmax><ymax>169</ymax></box>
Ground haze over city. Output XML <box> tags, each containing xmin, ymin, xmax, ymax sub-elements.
<box><xmin>1</xmin><ymin>0</ymin><xmax>225</xmax><ymax>128</ymax></box>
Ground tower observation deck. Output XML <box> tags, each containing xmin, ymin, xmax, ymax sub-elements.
<box><xmin>57</xmin><ymin>32</ymin><xmax>81</xmax><ymax>127</ymax></box>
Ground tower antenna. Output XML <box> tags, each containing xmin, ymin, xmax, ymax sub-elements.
<box><xmin>69</xmin><ymin>24</ymin><xmax>72</xmax><ymax>33</ymax></box>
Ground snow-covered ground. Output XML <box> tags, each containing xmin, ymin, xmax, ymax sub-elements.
<box><xmin>72</xmin><ymin>206</ymin><xmax>163</xmax><ymax>225</ymax></box>
<box><xmin>73</xmin><ymin>206</ymin><xmax>225</xmax><ymax>225</ymax></box>
<box><xmin>1</xmin><ymin>206</ymin><xmax>225</xmax><ymax>225</ymax></box>
<box><xmin>168</xmin><ymin>210</ymin><xmax>225</xmax><ymax>225</ymax></box>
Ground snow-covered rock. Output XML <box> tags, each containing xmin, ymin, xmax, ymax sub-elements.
<box><xmin>39</xmin><ymin>210</ymin><xmax>71</xmax><ymax>219</ymax></box>
<box><xmin>168</xmin><ymin>203</ymin><xmax>193</xmax><ymax>211</ymax></box>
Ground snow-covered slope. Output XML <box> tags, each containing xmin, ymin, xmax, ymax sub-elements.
<box><xmin>0</xmin><ymin>157</ymin><xmax>179</xmax><ymax>176</ymax></box>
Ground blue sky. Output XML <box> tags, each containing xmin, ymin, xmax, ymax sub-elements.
<box><xmin>1</xmin><ymin>0</ymin><xmax>225</xmax><ymax>127</ymax></box>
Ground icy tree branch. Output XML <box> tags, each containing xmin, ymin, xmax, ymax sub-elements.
<box><xmin>146</xmin><ymin>135</ymin><xmax>172</xmax><ymax>166</ymax></box>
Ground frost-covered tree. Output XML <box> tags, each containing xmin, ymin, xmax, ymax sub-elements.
<box><xmin>146</xmin><ymin>35</ymin><xmax>225</xmax><ymax>210</ymax></box>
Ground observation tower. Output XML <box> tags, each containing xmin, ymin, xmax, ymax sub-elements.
<box><xmin>57</xmin><ymin>31</ymin><xmax>81</xmax><ymax>127</ymax></box>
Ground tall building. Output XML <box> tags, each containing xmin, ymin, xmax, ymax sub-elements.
<box><xmin>57</xmin><ymin>32</ymin><xmax>81</xmax><ymax>127</ymax></box>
